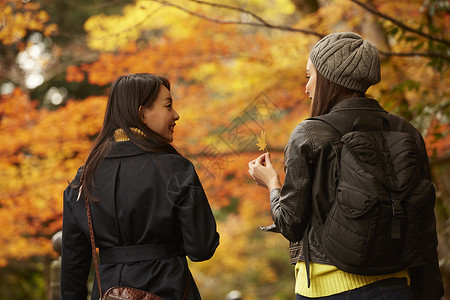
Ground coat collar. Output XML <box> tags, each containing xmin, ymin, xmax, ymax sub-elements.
<box><xmin>106</xmin><ymin>141</ymin><xmax>147</xmax><ymax>158</ymax></box>
<box><xmin>330</xmin><ymin>97</ymin><xmax>385</xmax><ymax>113</ymax></box>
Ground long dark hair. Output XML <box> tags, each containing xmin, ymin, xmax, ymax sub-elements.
<box><xmin>74</xmin><ymin>73</ymin><xmax>179</xmax><ymax>201</ymax></box>
<box><xmin>310</xmin><ymin>71</ymin><xmax>365</xmax><ymax>117</ymax></box>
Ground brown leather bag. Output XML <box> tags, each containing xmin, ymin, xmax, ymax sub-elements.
<box><xmin>84</xmin><ymin>194</ymin><xmax>190</xmax><ymax>300</ymax></box>
<box><xmin>102</xmin><ymin>286</ymin><xmax>164</xmax><ymax>300</ymax></box>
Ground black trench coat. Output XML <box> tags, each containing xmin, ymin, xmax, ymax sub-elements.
<box><xmin>61</xmin><ymin>141</ymin><xmax>220</xmax><ymax>300</ymax></box>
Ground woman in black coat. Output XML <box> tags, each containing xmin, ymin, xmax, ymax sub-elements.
<box><xmin>61</xmin><ymin>73</ymin><xmax>220</xmax><ymax>300</ymax></box>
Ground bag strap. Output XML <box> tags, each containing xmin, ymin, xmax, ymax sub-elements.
<box><xmin>386</xmin><ymin>113</ymin><xmax>405</xmax><ymax>132</ymax></box>
<box><xmin>82</xmin><ymin>188</ymin><xmax>191</xmax><ymax>300</ymax></box>
<box><xmin>308</xmin><ymin>113</ymin><xmax>352</xmax><ymax>136</ymax></box>
<box><xmin>84</xmin><ymin>189</ymin><xmax>103</xmax><ymax>299</ymax></box>
<box><xmin>309</xmin><ymin>111</ymin><xmax>391</xmax><ymax>135</ymax></box>
<box><xmin>302</xmin><ymin>220</ymin><xmax>312</xmax><ymax>288</ymax></box>
<box><xmin>183</xmin><ymin>272</ymin><xmax>192</xmax><ymax>300</ymax></box>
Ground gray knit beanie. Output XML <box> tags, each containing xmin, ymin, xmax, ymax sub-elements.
<box><xmin>309</xmin><ymin>32</ymin><xmax>381</xmax><ymax>92</ymax></box>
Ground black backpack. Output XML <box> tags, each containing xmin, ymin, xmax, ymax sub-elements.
<box><xmin>310</xmin><ymin>112</ymin><xmax>435</xmax><ymax>275</ymax></box>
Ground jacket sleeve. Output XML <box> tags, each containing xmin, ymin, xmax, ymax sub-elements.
<box><xmin>168</xmin><ymin>161</ymin><xmax>220</xmax><ymax>262</ymax></box>
<box><xmin>408</xmin><ymin>129</ymin><xmax>444</xmax><ymax>300</ymax></box>
<box><xmin>60</xmin><ymin>169</ymin><xmax>92</xmax><ymax>299</ymax></box>
<box><xmin>270</xmin><ymin>123</ymin><xmax>314</xmax><ymax>243</ymax></box>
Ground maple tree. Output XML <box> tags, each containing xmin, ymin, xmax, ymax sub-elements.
<box><xmin>0</xmin><ymin>0</ymin><xmax>58</xmax><ymax>92</ymax></box>
<box><xmin>0</xmin><ymin>0</ymin><xmax>57</xmax><ymax>47</ymax></box>
<box><xmin>0</xmin><ymin>0</ymin><xmax>449</xmax><ymax>298</ymax></box>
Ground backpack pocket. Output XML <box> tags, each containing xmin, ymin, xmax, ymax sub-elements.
<box><xmin>322</xmin><ymin>180</ymin><xmax>380</xmax><ymax>268</ymax></box>
<box><xmin>402</xmin><ymin>178</ymin><xmax>436</xmax><ymax>261</ymax></box>
<box><xmin>406</xmin><ymin>178</ymin><xmax>435</xmax><ymax>216</ymax></box>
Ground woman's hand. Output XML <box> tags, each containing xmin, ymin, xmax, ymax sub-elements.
<box><xmin>248</xmin><ymin>152</ymin><xmax>281</xmax><ymax>191</ymax></box>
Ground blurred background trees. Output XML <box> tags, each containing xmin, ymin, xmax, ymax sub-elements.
<box><xmin>0</xmin><ymin>0</ymin><xmax>448</xmax><ymax>299</ymax></box>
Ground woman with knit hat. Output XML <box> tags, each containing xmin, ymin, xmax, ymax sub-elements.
<box><xmin>248</xmin><ymin>32</ymin><xmax>443</xmax><ymax>299</ymax></box>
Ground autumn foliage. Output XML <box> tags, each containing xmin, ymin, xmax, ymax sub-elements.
<box><xmin>0</xmin><ymin>0</ymin><xmax>57</xmax><ymax>48</ymax></box>
<box><xmin>1</xmin><ymin>0</ymin><xmax>449</xmax><ymax>298</ymax></box>
<box><xmin>0</xmin><ymin>88</ymin><xmax>106</xmax><ymax>265</ymax></box>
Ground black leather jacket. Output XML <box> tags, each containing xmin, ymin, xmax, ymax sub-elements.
<box><xmin>268</xmin><ymin>97</ymin><xmax>443</xmax><ymax>299</ymax></box>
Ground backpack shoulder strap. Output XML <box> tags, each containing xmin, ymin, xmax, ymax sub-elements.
<box><xmin>307</xmin><ymin>113</ymin><xmax>351</xmax><ymax>136</ymax></box>
<box><xmin>386</xmin><ymin>113</ymin><xmax>406</xmax><ymax>132</ymax></box>
<box><xmin>309</xmin><ymin>111</ymin><xmax>392</xmax><ymax>135</ymax></box>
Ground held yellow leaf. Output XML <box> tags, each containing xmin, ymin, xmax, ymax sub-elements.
<box><xmin>256</xmin><ymin>131</ymin><xmax>267</xmax><ymax>152</ymax></box>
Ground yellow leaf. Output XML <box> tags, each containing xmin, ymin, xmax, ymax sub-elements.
<box><xmin>256</xmin><ymin>131</ymin><xmax>267</xmax><ymax>152</ymax></box>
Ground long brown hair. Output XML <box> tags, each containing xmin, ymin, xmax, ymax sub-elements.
<box><xmin>310</xmin><ymin>71</ymin><xmax>365</xmax><ymax>117</ymax></box>
<box><xmin>74</xmin><ymin>73</ymin><xmax>179</xmax><ymax>201</ymax></box>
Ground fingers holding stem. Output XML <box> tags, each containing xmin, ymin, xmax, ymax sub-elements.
<box><xmin>248</xmin><ymin>152</ymin><xmax>282</xmax><ymax>191</ymax></box>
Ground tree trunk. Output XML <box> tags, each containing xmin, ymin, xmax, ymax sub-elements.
<box><xmin>359</xmin><ymin>0</ymin><xmax>390</xmax><ymax>53</ymax></box>
<box><xmin>290</xmin><ymin>0</ymin><xmax>320</xmax><ymax>15</ymax></box>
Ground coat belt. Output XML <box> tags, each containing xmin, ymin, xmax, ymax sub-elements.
<box><xmin>99</xmin><ymin>243</ymin><xmax>183</xmax><ymax>264</ymax></box>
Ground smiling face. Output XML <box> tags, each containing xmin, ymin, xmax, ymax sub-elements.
<box><xmin>305</xmin><ymin>58</ymin><xmax>317</xmax><ymax>101</ymax></box>
<box><xmin>139</xmin><ymin>85</ymin><xmax>179</xmax><ymax>142</ymax></box>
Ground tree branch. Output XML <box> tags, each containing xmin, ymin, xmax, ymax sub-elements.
<box><xmin>430</xmin><ymin>153</ymin><xmax>450</xmax><ymax>165</ymax></box>
<box><xmin>350</xmin><ymin>0</ymin><xmax>450</xmax><ymax>47</ymax></box>
<box><xmin>152</xmin><ymin>0</ymin><xmax>324</xmax><ymax>38</ymax></box>
<box><xmin>151</xmin><ymin>0</ymin><xmax>449</xmax><ymax>60</ymax></box>
<box><xmin>185</xmin><ymin>0</ymin><xmax>272</xmax><ymax>26</ymax></box>
<box><xmin>379</xmin><ymin>50</ymin><xmax>450</xmax><ymax>60</ymax></box>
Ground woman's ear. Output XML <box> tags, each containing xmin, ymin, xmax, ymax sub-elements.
<box><xmin>139</xmin><ymin>105</ymin><xmax>145</xmax><ymax>122</ymax></box>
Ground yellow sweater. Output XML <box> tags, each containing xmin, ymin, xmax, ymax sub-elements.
<box><xmin>295</xmin><ymin>261</ymin><xmax>410</xmax><ymax>297</ymax></box>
